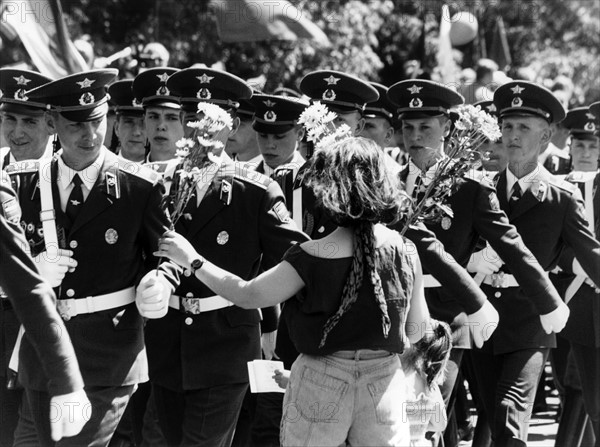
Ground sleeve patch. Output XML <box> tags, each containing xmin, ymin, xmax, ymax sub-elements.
<box><xmin>2</xmin><ymin>197</ymin><xmax>21</xmax><ymax>224</ymax></box>
<box><xmin>272</xmin><ymin>201</ymin><xmax>291</xmax><ymax>224</ymax></box>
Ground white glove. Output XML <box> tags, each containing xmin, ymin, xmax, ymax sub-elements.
<box><xmin>467</xmin><ymin>246</ymin><xmax>503</xmax><ymax>275</ymax></box>
<box><xmin>467</xmin><ymin>300</ymin><xmax>499</xmax><ymax>348</ymax></box>
<box><xmin>261</xmin><ymin>330</ymin><xmax>277</xmax><ymax>360</ymax></box>
<box><xmin>34</xmin><ymin>249</ymin><xmax>78</xmax><ymax>287</ymax></box>
<box><xmin>539</xmin><ymin>301</ymin><xmax>570</xmax><ymax>334</ymax></box>
<box><xmin>49</xmin><ymin>389</ymin><xmax>90</xmax><ymax>441</ymax></box>
<box><xmin>135</xmin><ymin>271</ymin><xmax>173</xmax><ymax>319</ymax></box>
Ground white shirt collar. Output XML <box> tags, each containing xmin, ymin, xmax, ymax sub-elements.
<box><xmin>57</xmin><ymin>149</ymin><xmax>105</xmax><ymax>192</ymax></box>
<box><xmin>506</xmin><ymin>165</ymin><xmax>540</xmax><ymax>197</ymax></box>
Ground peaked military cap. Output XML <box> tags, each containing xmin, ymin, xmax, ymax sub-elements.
<box><xmin>0</xmin><ymin>69</ymin><xmax>52</xmax><ymax>115</ymax></box>
<box><xmin>388</xmin><ymin>80</ymin><xmax>464</xmax><ymax>118</ymax></box>
<box><xmin>299</xmin><ymin>70</ymin><xmax>379</xmax><ymax>113</ymax></box>
<box><xmin>251</xmin><ymin>94</ymin><xmax>309</xmax><ymax>134</ymax></box>
<box><xmin>589</xmin><ymin>102</ymin><xmax>600</xmax><ymax>119</ymax></box>
<box><xmin>364</xmin><ymin>82</ymin><xmax>396</xmax><ymax>122</ymax></box>
<box><xmin>562</xmin><ymin>107</ymin><xmax>599</xmax><ymax>136</ymax></box>
<box><xmin>271</xmin><ymin>86</ymin><xmax>302</xmax><ymax>98</ymax></box>
<box><xmin>26</xmin><ymin>69</ymin><xmax>117</xmax><ymax>122</ymax></box>
<box><xmin>474</xmin><ymin>100</ymin><xmax>499</xmax><ymax>119</ymax></box>
<box><xmin>166</xmin><ymin>68</ymin><xmax>252</xmax><ymax>113</ymax></box>
<box><xmin>493</xmin><ymin>81</ymin><xmax>565</xmax><ymax>124</ymax></box>
<box><xmin>108</xmin><ymin>79</ymin><xmax>143</xmax><ymax>115</ymax></box>
<box><xmin>132</xmin><ymin>67</ymin><xmax>180</xmax><ymax>109</ymax></box>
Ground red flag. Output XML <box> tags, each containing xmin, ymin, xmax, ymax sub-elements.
<box><xmin>0</xmin><ymin>0</ymin><xmax>88</xmax><ymax>79</ymax></box>
<box><xmin>489</xmin><ymin>16</ymin><xmax>511</xmax><ymax>72</ymax></box>
<box><xmin>211</xmin><ymin>0</ymin><xmax>329</xmax><ymax>46</ymax></box>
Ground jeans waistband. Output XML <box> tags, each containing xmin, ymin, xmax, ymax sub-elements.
<box><xmin>329</xmin><ymin>349</ymin><xmax>393</xmax><ymax>360</ymax></box>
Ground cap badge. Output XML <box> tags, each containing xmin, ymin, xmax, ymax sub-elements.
<box><xmin>324</xmin><ymin>75</ymin><xmax>340</xmax><ymax>85</ymax></box>
<box><xmin>323</xmin><ymin>89</ymin><xmax>336</xmax><ymax>101</ymax></box>
<box><xmin>14</xmin><ymin>89</ymin><xmax>28</xmax><ymax>101</ymax></box>
<box><xmin>486</xmin><ymin>104</ymin><xmax>497</xmax><ymax>113</ymax></box>
<box><xmin>407</xmin><ymin>84</ymin><xmax>423</xmax><ymax>95</ymax></box>
<box><xmin>511</xmin><ymin>97</ymin><xmax>523</xmax><ymax>107</ymax></box>
<box><xmin>586</xmin><ymin>112</ymin><xmax>596</xmax><ymax>120</ymax></box>
<box><xmin>216</xmin><ymin>230</ymin><xmax>229</xmax><ymax>245</ymax></box>
<box><xmin>264</xmin><ymin>110</ymin><xmax>277</xmax><ymax>122</ymax></box>
<box><xmin>196</xmin><ymin>73</ymin><xmax>214</xmax><ymax>84</ymax></box>
<box><xmin>13</xmin><ymin>75</ymin><xmax>31</xmax><ymax>86</ymax></box>
<box><xmin>79</xmin><ymin>92</ymin><xmax>95</xmax><ymax>105</ymax></box>
<box><xmin>157</xmin><ymin>72</ymin><xmax>170</xmax><ymax>83</ymax></box>
<box><xmin>263</xmin><ymin>100</ymin><xmax>276</xmax><ymax>108</ymax></box>
<box><xmin>197</xmin><ymin>88</ymin><xmax>211</xmax><ymax>99</ymax></box>
<box><xmin>409</xmin><ymin>97</ymin><xmax>423</xmax><ymax>108</ymax></box>
<box><xmin>132</xmin><ymin>98</ymin><xmax>142</xmax><ymax>107</ymax></box>
<box><xmin>510</xmin><ymin>85</ymin><xmax>525</xmax><ymax>95</ymax></box>
<box><xmin>157</xmin><ymin>85</ymin><xmax>170</xmax><ymax>96</ymax></box>
<box><xmin>76</xmin><ymin>78</ymin><xmax>95</xmax><ymax>89</ymax></box>
<box><xmin>584</xmin><ymin>121</ymin><xmax>596</xmax><ymax>132</ymax></box>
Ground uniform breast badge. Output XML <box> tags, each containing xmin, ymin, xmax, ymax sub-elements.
<box><xmin>216</xmin><ymin>231</ymin><xmax>229</xmax><ymax>245</ymax></box>
<box><xmin>105</xmin><ymin>228</ymin><xmax>119</xmax><ymax>244</ymax></box>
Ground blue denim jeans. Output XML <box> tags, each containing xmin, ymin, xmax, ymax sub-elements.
<box><xmin>281</xmin><ymin>353</ymin><xmax>410</xmax><ymax>447</ymax></box>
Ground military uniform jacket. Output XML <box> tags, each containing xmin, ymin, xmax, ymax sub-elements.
<box><xmin>399</xmin><ymin>166</ymin><xmax>562</xmax><ymax>348</ymax></box>
<box><xmin>551</xmin><ymin>170</ymin><xmax>600</xmax><ymax>347</ymax></box>
<box><xmin>1</xmin><ymin>171</ymin><xmax>85</xmax><ymax>396</ymax></box>
<box><xmin>486</xmin><ymin>166</ymin><xmax>600</xmax><ymax>354</ymax></box>
<box><xmin>6</xmin><ymin>149</ymin><xmax>176</xmax><ymax>390</ymax></box>
<box><xmin>144</xmin><ymin>159</ymin><xmax>308</xmax><ymax>391</ymax></box>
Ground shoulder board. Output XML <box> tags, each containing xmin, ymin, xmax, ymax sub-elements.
<box><xmin>117</xmin><ymin>158</ymin><xmax>161</xmax><ymax>184</ymax></box>
<box><xmin>566</xmin><ymin>171</ymin><xmax>597</xmax><ymax>183</ymax></box>
<box><xmin>462</xmin><ymin>168</ymin><xmax>494</xmax><ymax>187</ymax></box>
<box><xmin>547</xmin><ymin>175</ymin><xmax>577</xmax><ymax>194</ymax></box>
<box><xmin>222</xmin><ymin>162</ymin><xmax>270</xmax><ymax>190</ymax></box>
<box><xmin>4</xmin><ymin>160</ymin><xmax>40</xmax><ymax>175</ymax></box>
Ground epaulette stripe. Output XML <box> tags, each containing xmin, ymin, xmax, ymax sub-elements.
<box><xmin>117</xmin><ymin>159</ymin><xmax>161</xmax><ymax>184</ymax></box>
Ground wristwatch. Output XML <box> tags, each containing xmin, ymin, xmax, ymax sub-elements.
<box><xmin>189</xmin><ymin>256</ymin><xmax>205</xmax><ymax>275</ymax></box>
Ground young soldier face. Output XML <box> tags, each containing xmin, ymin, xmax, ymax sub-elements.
<box><xmin>501</xmin><ymin>116</ymin><xmax>551</xmax><ymax>169</ymax></box>
<box><xmin>570</xmin><ymin>136</ymin><xmax>599</xmax><ymax>172</ymax></box>
<box><xmin>48</xmin><ymin>113</ymin><xmax>106</xmax><ymax>167</ymax></box>
<box><xmin>401</xmin><ymin>116</ymin><xmax>450</xmax><ymax>170</ymax></box>
<box><xmin>227</xmin><ymin>116</ymin><xmax>257</xmax><ymax>158</ymax></box>
<box><xmin>114</xmin><ymin>114</ymin><xmax>146</xmax><ymax>161</ymax></box>
<box><xmin>360</xmin><ymin>116</ymin><xmax>394</xmax><ymax>148</ymax></box>
<box><xmin>145</xmin><ymin>106</ymin><xmax>184</xmax><ymax>153</ymax></box>
<box><xmin>256</xmin><ymin>127</ymin><xmax>302</xmax><ymax>169</ymax></box>
<box><xmin>1</xmin><ymin>111</ymin><xmax>51</xmax><ymax>159</ymax></box>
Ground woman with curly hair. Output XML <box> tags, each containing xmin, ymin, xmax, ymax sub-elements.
<box><xmin>153</xmin><ymin>136</ymin><xmax>431</xmax><ymax>446</ymax></box>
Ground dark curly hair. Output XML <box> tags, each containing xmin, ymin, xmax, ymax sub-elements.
<box><xmin>304</xmin><ymin>137</ymin><xmax>410</xmax><ymax>227</ymax></box>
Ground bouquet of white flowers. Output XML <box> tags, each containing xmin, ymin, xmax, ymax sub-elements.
<box><xmin>400</xmin><ymin>104</ymin><xmax>502</xmax><ymax>235</ymax></box>
<box><xmin>163</xmin><ymin>102</ymin><xmax>233</xmax><ymax>227</ymax></box>
<box><xmin>297</xmin><ymin>101</ymin><xmax>353</xmax><ymax>150</ymax></box>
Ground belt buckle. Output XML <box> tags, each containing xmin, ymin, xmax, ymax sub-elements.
<box><xmin>181</xmin><ymin>297</ymin><xmax>201</xmax><ymax>315</ymax></box>
<box><xmin>57</xmin><ymin>299</ymin><xmax>76</xmax><ymax>321</ymax></box>
<box><xmin>491</xmin><ymin>272</ymin><xmax>506</xmax><ymax>288</ymax></box>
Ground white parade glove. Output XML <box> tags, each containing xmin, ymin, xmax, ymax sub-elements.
<box><xmin>467</xmin><ymin>300</ymin><xmax>499</xmax><ymax>348</ymax></box>
<box><xmin>261</xmin><ymin>330</ymin><xmax>277</xmax><ymax>360</ymax></box>
<box><xmin>540</xmin><ymin>301</ymin><xmax>570</xmax><ymax>334</ymax></box>
<box><xmin>49</xmin><ymin>389</ymin><xmax>90</xmax><ymax>441</ymax></box>
<box><xmin>467</xmin><ymin>246</ymin><xmax>503</xmax><ymax>275</ymax></box>
<box><xmin>135</xmin><ymin>270</ymin><xmax>173</xmax><ymax>319</ymax></box>
<box><xmin>34</xmin><ymin>249</ymin><xmax>78</xmax><ymax>287</ymax></box>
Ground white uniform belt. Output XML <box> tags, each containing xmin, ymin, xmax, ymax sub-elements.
<box><xmin>169</xmin><ymin>294</ymin><xmax>233</xmax><ymax>314</ymax></box>
<box><xmin>482</xmin><ymin>273</ymin><xmax>519</xmax><ymax>288</ymax></box>
<box><xmin>423</xmin><ymin>274</ymin><xmax>441</xmax><ymax>288</ymax></box>
<box><xmin>57</xmin><ymin>287</ymin><xmax>135</xmax><ymax>321</ymax></box>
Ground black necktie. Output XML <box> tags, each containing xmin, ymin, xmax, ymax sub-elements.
<box><xmin>509</xmin><ymin>182</ymin><xmax>522</xmax><ymax>211</ymax></box>
<box><xmin>66</xmin><ymin>174</ymin><xmax>84</xmax><ymax>222</ymax></box>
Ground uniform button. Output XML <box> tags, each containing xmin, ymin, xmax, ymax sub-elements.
<box><xmin>69</xmin><ymin>240</ymin><xmax>78</xmax><ymax>249</ymax></box>
<box><xmin>66</xmin><ymin>289</ymin><xmax>75</xmax><ymax>297</ymax></box>
<box><xmin>494</xmin><ymin>291</ymin><xmax>501</xmax><ymax>298</ymax></box>
<box><xmin>185</xmin><ymin>317</ymin><xmax>193</xmax><ymax>326</ymax></box>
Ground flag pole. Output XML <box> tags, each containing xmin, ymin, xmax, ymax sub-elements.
<box><xmin>48</xmin><ymin>0</ymin><xmax>75</xmax><ymax>73</ymax></box>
